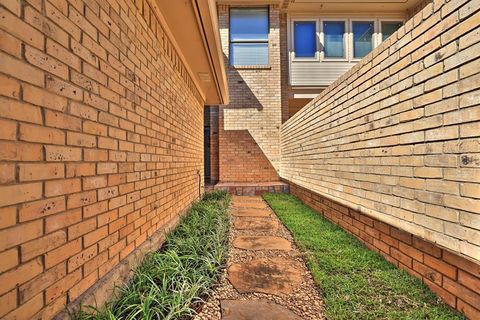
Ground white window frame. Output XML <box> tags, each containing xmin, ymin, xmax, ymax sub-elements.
<box><xmin>379</xmin><ymin>19</ymin><xmax>405</xmax><ymax>44</ymax></box>
<box><xmin>320</xmin><ymin>18</ymin><xmax>349</xmax><ymax>62</ymax></box>
<box><xmin>288</xmin><ymin>15</ymin><xmax>404</xmax><ymax>64</ymax></box>
<box><xmin>229</xmin><ymin>7</ymin><xmax>270</xmax><ymax>67</ymax></box>
<box><xmin>349</xmin><ymin>19</ymin><xmax>377</xmax><ymax>62</ymax></box>
<box><xmin>291</xmin><ymin>18</ymin><xmax>320</xmax><ymax>61</ymax></box>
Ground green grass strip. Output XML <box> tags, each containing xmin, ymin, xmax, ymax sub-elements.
<box><xmin>74</xmin><ymin>190</ymin><xmax>231</xmax><ymax>320</ymax></box>
<box><xmin>263</xmin><ymin>193</ymin><xmax>464</xmax><ymax>320</ymax></box>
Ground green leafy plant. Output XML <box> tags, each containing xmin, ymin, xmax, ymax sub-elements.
<box><xmin>74</xmin><ymin>190</ymin><xmax>230</xmax><ymax>320</ymax></box>
<box><xmin>263</xmin><ymin>193</ymin><xmax>465</xmax><ymax>320</ymax></box>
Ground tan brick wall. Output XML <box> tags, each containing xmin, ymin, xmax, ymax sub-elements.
<box><xmin>217</xmin><ymin>4</ymin><xmax>281</xmax><ymax>182</ymax></box>
<box><xmin>0</xmin><ymin>0</ymin><xmax>204</xmax><ymax>318</ymax></box>
<box><xmin>407</xmin><ymin>0</ymin><xmax>435</xmax><ymax>18</ymax></box>
<box><xmin>281</xmin><ymin>0</ymin><xmax>480</xmax><ymax>264</ymax></box>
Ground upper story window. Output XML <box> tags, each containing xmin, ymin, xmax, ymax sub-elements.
<box><xmin>288</xmin><ymin>17</ymin><xmax>404</xmax><ymax>87</ymax></box>
<box><xmin>381</xmin><ymin>21</ymin><xmax>403</xmax><ymax>41</ymax></box>
<box><xmin>294</xmin><ymin>21</ymin><xmax>316</xmax><ymax>58</ymax></box>
<box><xmin>323</xmin><ymin>21</ymin><xmax>345</xmax><ymax>58</ymax></box>
<box><xmin>290</xmin><ymin>18</ymin><xmax>403</xmax><ymax>62</ymax></box>
<box><xmin>352</xmin><ymin>21</ymin><xmax>374</xmax><ymax>58</ymax></box>
<box><xmin>230</xmin><ymin>8</ymin><xmax>269</xmax><ymax>66</ymax></box>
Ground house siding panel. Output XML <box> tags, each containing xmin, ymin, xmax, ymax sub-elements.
<box><xmin>290</xmin><ymin>61</ymin><xmax>356</xmax><ymax>86</ymax></box>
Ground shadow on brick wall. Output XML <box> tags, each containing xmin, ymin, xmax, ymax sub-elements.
<box><xmin>218</xmin><ymin>52</ymin><xmax>282</xmax><ymax>182</ymax></box>
<box><xmin>218</xmin><ymin>125</ymin><xmax>279</xmax><ymax>182</ymax></box>
<box><xmin>223</xmin><ymin>57</ymin><xmax>264</xmax><ymax>111</ymax></box>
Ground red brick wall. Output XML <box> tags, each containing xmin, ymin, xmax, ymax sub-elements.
<box><xmin>290</xmin><ymin>183</ymin><xmax>480</xmax><ymax>319</ymax></box>
<box><xmin>0</xmin><ymin>0</ymin><xmax>204</xmax><ymax>318</ymax></box>
<box><xmin>217</xmin><ymin>5</ymin><xmax>281</xmax><ymax>182</ymax></box>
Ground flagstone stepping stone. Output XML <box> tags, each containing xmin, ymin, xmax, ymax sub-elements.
<box><xmin>233</xmin><ymin>236</ymin><xmax>291</xmax><ymax>250</ymax></box>
<box><xmin>228</xmin><ymin>258</ymin><xmax>302</xmax><ymax>295</ymax></box>
<box><xmin>234</xmin><ymin>218</ymin><xmax>278</xmax><ymax>231</ymax></box>
<box><xmin>231</xmin><ymin>197</ymin><xmax>268</xmax><ymax>207</ymax></box>
<box><xmin>231</xmin><ymin>201</ymin><xmax>268</xmax><ymax>209</ymax></box>
<box><xmin>232</xmin><ymin>196</ymin><xmax>262</xmax><ymax>202</ymax></box>
<box><xmin>232</xmin><ymin>195</ymin><xmax>263</xmax><ymax>202</ymax></box>
<box><xmin>231</xmin><ymin>208</ymin><xmax>271</xmax><ymax>217</ymax></box>
<box><xmin>221</xmin><ymin>300</ymin><xmax>302</xmax><ymax>320</ymax></box>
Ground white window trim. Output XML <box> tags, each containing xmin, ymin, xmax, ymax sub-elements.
<box><xmin>321</xmin><ymin>18</ymin><xmax>349</xmax><ymax>62</ymax></box>
<box><xmin>291</xmin><ymin>18</ymin><xmax>320</xmax><ymax>62</ymax></box>
<box><xmin>349</xmin><ymin>18</ymin><xmax>377</xmax><ymax>62</ymax></box>
<box><xmin>229</xmin><ymin>7</ymin><xmax>270</xmax><ymax>67</ymax></box>
<box><xmin>379</xmin><ymin>19</ymin><xmax>405</xmax><ymax>44</ymax></box>
<box><xmin>288</xmin><ymin>16</ymin><xmax>405</xmax><ymax>64</ymax></box>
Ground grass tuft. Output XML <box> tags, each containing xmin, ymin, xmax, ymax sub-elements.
<box><xmin>74</xmin><ymin>190</ymin><xmax>231</xmax><ymax>320</ymax></box>
<box><xmin>263</xmin><ymin>193</ymin><xmax>465</xmax><ymax>320</ymax></box>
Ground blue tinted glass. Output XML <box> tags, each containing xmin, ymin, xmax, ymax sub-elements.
<box><xmin>382</xmin><ymin>21</ymin><xmax>403</xmax><ymax>41</ymax></box>
<box><xmin>353</xmin><ymin>21</ymin><xmax>374</xmax><ymax>58</ymax></box>
<box><xmin>294</xmin><ymin>21</ymin><xmax>316</xmax><ymax>57</ymax></box>
<box><xmin>323</xmin><ymin>21</ymin><xmax>345</xmax><ymax>58</ymax></box>
<box><xmin>230</xmin><ymin>43</ymin><xmax>268</xmax><ymax>66</ymax></box>
<box><xmin>230</xmin><ymin>8</ymin><xmax>268</xmax><ymax>41</ymax></box>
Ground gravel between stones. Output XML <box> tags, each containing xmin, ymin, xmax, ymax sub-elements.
<box><xmin>193</xmin><ymin>196</ymin><xmax>325</xmax><ymax>320</ymax></box>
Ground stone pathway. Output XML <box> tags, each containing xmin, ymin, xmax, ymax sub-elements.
<box><xmin>194</xmin><ymin>196</ymin><xmax>324</xmax><ymax>319</ymax></box>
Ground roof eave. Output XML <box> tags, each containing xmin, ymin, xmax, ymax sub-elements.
<box><xmin>194</xmin><ymin>0</ymin><xmax>230</xmax><ymax>105</ymax></box>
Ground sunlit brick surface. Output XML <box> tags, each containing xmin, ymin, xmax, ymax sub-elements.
<box><xmin>281</xmin><ymin>0</ymin><xmax>479</xmax><ymax>271</ymax></box>
<box><xmin>217</xmin><ymin>5</ymin><xmax>282</xmax><ymax>182</ymax></box>
<box><xmin>0</xmin><ymin>0</ymin><xmax>203</xmax><ymax>318</ymax></box>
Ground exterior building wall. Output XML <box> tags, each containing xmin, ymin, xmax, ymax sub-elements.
<box><xmin>0</xmin><ymin>0</ymin><xmax>204</xmax><ymax>318</ymax></box>
<box><xmin>281</xmin><ymin>0</ymin><xmax>480</xmax><ymax>315</ymax></box>
<box><xmin>217</xmin><ymin>4</ymin><xmax>282</xmax><ymax>182</ymax></box>
<box><xmin>282</xmin><ymin>2</ymin><xmax>431</xmax><ymax>122</ymax></box>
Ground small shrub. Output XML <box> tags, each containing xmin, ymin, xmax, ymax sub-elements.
<box><xmin>74</xmin><ymin>190</ymin><xmax>230</xmax><ymax>320</ymax></box>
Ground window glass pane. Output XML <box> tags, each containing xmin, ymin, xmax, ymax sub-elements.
<box><xmin>323</xmin><ymin>21</ymin><xmax>345</xmax><ymax>58</ymax></box>
<box><xmin>353</xmin><ymin>21</ymin><xmax>374</xmax><ymax>58</ymax></box>
<box><xmin>382</xmin><ymin>21</ymin><xmax>403</xmax><ymax>41</ymax></box>
<box><xmin>230</xmin><ymin>43</ymin><xmax>268</xmax><ymax>66</ymax></box>
<box><xmin>294</xmin><ymin>21</ymin><xmax>316</xmax><ymax>57</ymax></box>
<box><xmin>230</xmin><ymin>8</ymin><xmax>268</xmax><ymax>41</ymax></box>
